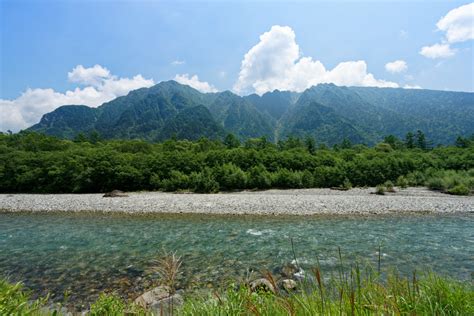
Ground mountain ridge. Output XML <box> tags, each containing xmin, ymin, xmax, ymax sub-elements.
<box><xmin>29</xmin><ymin>81</ymin><xmax>474</xmax><ymax>145</ymax></box>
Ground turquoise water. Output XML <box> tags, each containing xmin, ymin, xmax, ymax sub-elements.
<box><xmin>0</xmin><ymin>212</ymin><xmax>473</xmax><ymax>308</ymax></box>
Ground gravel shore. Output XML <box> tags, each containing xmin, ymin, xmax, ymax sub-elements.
<box><xmin>0</xmin><ymin>187</ymin><xmax>472</xmax><ymax>215</ymax></box>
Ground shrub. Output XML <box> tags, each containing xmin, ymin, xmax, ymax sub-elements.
<box><xmin>342</xmin><ymin>178</ymin><xmax>352</xmax><ymax>190</ymax></box>
<box><xmin>272</xmin><ymin>168</ymin><xmax>303</xmax><ymax>188</ymax></box>
<box><xmin>161</xmin><ymin>170</ymin><xmax>190</xmax><ymax>192</ymax></box>
<box><xmin>426</xmin><ymin>177</ymin><xmax>447</xmax><ymax>191</ymax></box>
<box><xmin>190</xmin><ymin>168</ymin><xmax>219</xmax><ymax>193</ymax></box>
<box><xmin>384</xmin><ymin>180</ymin><xmax>395</xmax><ymax>192</ymax></box>
<box><xmin>396</xmin><ymin>176</ymin><xmax>409</xmax><ymax>189</ymax></box>
<box><xmin>375</xmin><ymin>185</ymin><xmax>385</xmax><ymax>195</ymax></box>
<box><xmin>247</xmin><ymin>165</ymin><xmax>272</xmax><ymax>189</ymax></box>
<box><xmin>89</xmin><ymin>293</ymin><xmax>125</xmax><ymax>315</ymax></box>
<box><xmin>213</xmin><ymin>163</ymin><xmax>247</xmax><ymax>190</ymax></box>
<box><xmin>406</xmin><ymin>171</ymin><xmax>427</xmax><ymax>186</ymax></box>
<box><xmin>301</xmin><ymin>170</ymin><xmax>314</xmax><ymax>188</ymax></box>
<box><xmin>447</xmin><ymin>184</ymin><xmax>470</xmax><ymax>196</ymax></box>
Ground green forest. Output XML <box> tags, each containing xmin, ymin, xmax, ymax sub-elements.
<box><xmin>1</xmin><ymin>131</ymin><xmax>473</xmax><ymax>195</ymax></box>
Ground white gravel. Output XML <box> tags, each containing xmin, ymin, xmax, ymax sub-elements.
<box><xmin>0</xmin><ymin>187</ymin><xmax>472</xmax><ymax>215</ymax></box>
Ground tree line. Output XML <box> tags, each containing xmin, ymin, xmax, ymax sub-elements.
<box><xmin>0</xmin><ymin>131</ymin><xmax>473</xmax><ymax>194</ymax></box>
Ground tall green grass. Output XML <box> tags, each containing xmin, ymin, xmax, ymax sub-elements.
<box><xmin>0</xmin><ymin>279</ymin><xmax>48</xmax><ymax>315</ymax></box>
<box><xmin>1</xmin><ymin>265</ymin><xmax>472</xmax><ymax>315</ymax></box>
<box><xmin>181</xmin><ymin>268</ymin><xmax>473</xmax><ymax>315</ymax></box>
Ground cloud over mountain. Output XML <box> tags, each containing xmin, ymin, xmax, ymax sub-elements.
<box><xmin>233</xmin><ymin>25</ymin><xmax>398</xmax><ymax>95</ymax></box>
<box><xmin>174</xmin><ymin>74</ymin><xmax>218</xmax><ymax>93</ymax></box>
<box><xmin>0</xmin><ymin>65</ymin><xmax>154</xmax><ymax>132</ymax></box>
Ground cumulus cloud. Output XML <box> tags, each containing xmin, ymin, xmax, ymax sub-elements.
<box><xmin>437</xmin><ymin>3</ymin><xmax>474</xmax><ymax>43</ymax></box>
<box><xmin>385</xmin><ymin>60</ymin><xmax>408</xmax><ymax>73</ymax></box>
<box><xmin>0</xmin><ymin>65</ymin><xmax>154</xmax><ymax>132</ymax></box>
<box><xmin>67</xmin><ymin>64</ymin><xmax>111</xmax><ymax>86</ymax></box>
<box><xmin>174</xmin><ymin>74</ymin><xmax>218</xmax><ymax>93</ymax></box>
<box><xmin>233</xmin><ymin>25</ymin><xmax>398</xmax><ymax>95</ymax></box>
<box><xmin>420</xmin><ymin>3</ymin><xmax>473</xmax><ymax>59</ymax></box>
<box><xmin>420</xmin><ymin>43</ymin><xmax>457</xmax><ymax>59</ymax></box>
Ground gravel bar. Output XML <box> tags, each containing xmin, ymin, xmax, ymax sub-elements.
<box><xmin>1</xmin><ymin>187</ymin><xmax>472</xmax><ymax>215</ymax></box>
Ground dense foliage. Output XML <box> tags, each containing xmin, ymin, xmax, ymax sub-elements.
<box><xmin>1</xmin><ymin>132</ymin><xmax>473</xmax><ymax>194</ymax></box>
<box><xmin>28</xmin><ymin>81</ymin><xmax>474</xmax><ymax>145</ymax></box>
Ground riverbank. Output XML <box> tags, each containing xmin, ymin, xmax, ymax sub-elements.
<box><xmin>1</xmin><ymin>187</ymin><xmax>472</xmax><ymax>215</ymax></box>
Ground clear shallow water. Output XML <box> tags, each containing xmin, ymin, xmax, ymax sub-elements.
<box><xmin>0</xmin><ymin>212</ymin><xmax>473</xmax><ymax>308</ymax></box>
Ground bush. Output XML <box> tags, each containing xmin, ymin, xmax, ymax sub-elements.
<box><xmin>342</xmin><ymin>178</ymin><xmax>352</xmax><ymax>190</ymax></box>
<box><xmin>272</xmin><ymin>168</ymin><xmax>303</xmax><ymax>188</ymax></box>
<box><xmin>301</xmin><ymin>170</ymin><xmax>314</xmax><ymax>188</ymax></box>
<box><xmin>447</xmin><ymin>184</ymin><xmax>470</xmax><ymax>196</ymax></box>
<box><xmin>375</xmin><ymin>185</ymin><xmax>385</xmax><ymax>195</ymax></box>
<box><xmin>384</xmin><ymin>180</ymin><xmax>395</xmax><ymax>192</ymax></box>
<box><xmin>213</xmin><ymin>163</ymin><xmax>247</xmax><ymax>190</ymax></box>
<box><xmin>161</xmin><ymin>170</ymin><xmax>190</xmax><ymax>191</ymax></box>
<box><xmin>247</xmin><ymin>165</ymin><xmax>272</xmax><ymax>189</ymax></box>
<box><xmin>190</xmin><ymin>168</ymin><xmax>219</xmax><ymax>193</ymax></box>
<box><xmin>89</xmin><ymin>293</ymin><xmax>126</xmax><ymax>315</ymax></box>
<box><xmin>426</xmin><ymin>177</ymin><xmax>447</xmax><ymax>191</ymax></box>
<box><xmin>396</xmin><ymin>176</ymin><xmax>409</xmax><ymax>189</ymax></box>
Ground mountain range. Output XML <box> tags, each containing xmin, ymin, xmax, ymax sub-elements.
<box><xmin>29</xmin><ymin>80</ymin><xmax>474</xmax><ymax>145</ymax></box>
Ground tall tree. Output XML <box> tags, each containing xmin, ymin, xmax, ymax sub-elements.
<box><xmin>405</xmin><ymin>132</ymin><xmax>415</xmax><ymax>149</ymax></box>
<box><xmin>223</xmin><ymin>133</ymin><xmax>240</xmax><ymax>149</ymax></box>
<box><xmin>416</xmin><ymin>130</ymin><xmax>427</xmax><ymax>150</ymax></box>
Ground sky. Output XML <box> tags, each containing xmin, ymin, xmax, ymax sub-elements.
<box><xmin>1</xmin><ymin>0</ymin><xmax>473</xmax><ymax>132</ymax></box>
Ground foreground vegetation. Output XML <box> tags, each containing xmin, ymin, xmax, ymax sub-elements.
<box><xmin>0</xmin><ymin>132</ymin><xmax>473</xmax><ymax>194</ymax></box>
<box><xmin>2</xmin><ymin>268</ymin><xmax>473</xmax><ymax>315</ymax></box>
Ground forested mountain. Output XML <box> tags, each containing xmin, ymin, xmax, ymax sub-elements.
<box><xmin>29</xmin><ymin>81</ymin><xmax>474</xmax><ymax>145</ymax></box>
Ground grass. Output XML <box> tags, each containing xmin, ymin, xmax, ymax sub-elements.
<box><xmin>2</xmin><ymin>265</ymin><xmax>472</xmax><ymax>315</ymax></box>
<box><xmin>0</xmin><ymin>279</ymin><xmax>48</xmax><ymax>315</ymax></box>
<box><xmin>181</xmin><ymin>268</ymin><xmax>473</xmax><ymax>315</ymax></box>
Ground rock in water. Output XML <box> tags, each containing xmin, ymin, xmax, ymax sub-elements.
<box><xmin>282</xmin><ymin>279</ymin><xmax>297</xmax><ymax>292</ymax></box>
<box><xmin>103</xmin><ymin>190</ymin><xmax>128</xmax><ymax>197</ymax></box>
<box><xmin>250</xmin><ymin>278</ymin><xmax>276</xmax><ymax>294</ymax></box>
<box><xmin>134</xmin><ymin>286</ymin><xmax>183</xmax><ymax>315</ymax></box>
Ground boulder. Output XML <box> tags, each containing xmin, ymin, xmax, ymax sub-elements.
<box><xmin>250</xmin><ymin>278</ymin><xmax>276</xmax><ymax>294</ymax></box>
<box><xmin>281</xmin><ymin>279</ymin><xmax>297</xmax><ymax>292</ymax></box>
<box><xmin>134</xmin><ymin>286</ymin><xmax>183</xmax><ymax>315</ymax></box>
<box><xmin>103</xmin><ymin>190</ymin><xmax>128</xmax><ymax>197</ymax></box>
<box><xmin>149</xmin><ymin>294</ymin><xmax>183</xmax><ymax>315</ymax></box>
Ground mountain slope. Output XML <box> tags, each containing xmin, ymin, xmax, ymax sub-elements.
<box><xmin>28</xmin><ymin>81</ymin><xmax>474</xmax><ymax>145</ymax></box>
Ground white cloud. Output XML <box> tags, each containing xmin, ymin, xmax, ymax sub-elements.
<box><xmin>437</xmin><ymin>3</ymin><xmax>474</xmax><ymax>43</ymax></box>
<box><xmin>403</xmin><ymin>84</ymin><xmax>422</xmax><ymax>89</ymax></box>
<box><xmin>171</xmin><ymin>60</ymin><xmax>185</xmax><ymax>65</ymax></box>
<box><xmin>0</xmin><ymin>65</ymin><xmax>154</xmax><ymax>132</ymax></box>
<box><xmin>233</xmin><ymin>25</ymin><xmax>398</xmax><ymax>95</ymax></box>
<box><xmin>419</xmin><ymin>43</ymin><xmax>457</xmax><ymax>59</ymax></box>
<box><xmin>420</xmin><ymin>3</ymin><xmax>473</xmax><ymax>59</ymax></box>
<box><xmin>385</xmin><ymin>60</ymin><xmax>408</xmax><ymax>73</ymax></box>
<box><xmin>67</xmin><ymin>64</ymin><xmax>111</xmax><ymax>86</ymax></box>
<box><xmin>174</xmin><ymin>74</ymin><xmax>218</xmax><ymax>93</ymax></box>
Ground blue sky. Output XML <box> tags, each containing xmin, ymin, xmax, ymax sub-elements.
<box><xmin>1</xmin><ymin>0</ymin><xmax>473</xmax><ymax>131</ymax></box>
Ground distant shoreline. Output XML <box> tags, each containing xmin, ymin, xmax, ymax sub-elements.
<box><xmin>1</xmin><ymin>187</ymin><xmax>472</xmax><ymax>215</ymax></box>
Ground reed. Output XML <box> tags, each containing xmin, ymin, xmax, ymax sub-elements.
<box><xmin>180</xmin><ymin>265</ymin><xmax>473</xmax><ymax>315</ymax></box>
